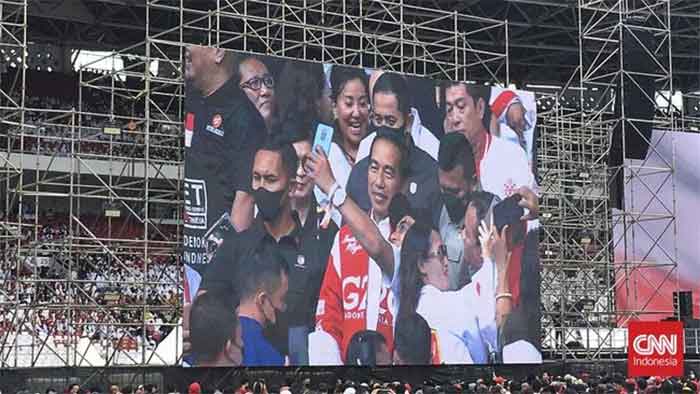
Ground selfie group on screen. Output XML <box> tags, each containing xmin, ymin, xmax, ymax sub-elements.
<box><xmin>181</xmin><ymin>45</ymin><xmax>542</xmax><ymax>366</ymax></box>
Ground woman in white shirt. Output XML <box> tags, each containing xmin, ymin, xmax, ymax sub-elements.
<box><xmin>313</xmin><ymin>66</ymin><xmax>371</xmax><ymax>223</ymax></box>
<box><xmin>393</xmin><ymin>219</ymin><xmax>513</xmax><ymax>364</ymax></box>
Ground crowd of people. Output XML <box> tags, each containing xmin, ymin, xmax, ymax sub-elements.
<box><xmin>0</xmin><ymin>216</ymin><xmax>179</xmax><ymax>350</ymax></box>
<box><xmin>182</xmin><ymin>45</ymin><xmax>541</xmax><ymax>366</ymax></box>
<box><xmin>2</xmin><ymin>89</ymin><xmax>181</xmax><ymax>162</ymax></box>
<box><xmin>8</xmin><ymin>372</ymin><xmax>699</xmax><ymax>394</ymax></box>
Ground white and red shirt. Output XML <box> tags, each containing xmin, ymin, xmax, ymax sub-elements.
<box><xmin>477</xmin><ymin>132</ymin><xmax>536</xmax><ymax>201</ymax></box>
<box><xmin>477</xmin><ymin>132</ymin><xmax>538</xmax><ymax>307</ymax></box>
<box><xmin>313</xmin><ymin>215</ymin><xmax>399</xmax><ymax>361</ymax></box>
<box><xmin>490</xmin><ymin>89</ymin><xmax>536</xmax><ymax>161</ymax></box>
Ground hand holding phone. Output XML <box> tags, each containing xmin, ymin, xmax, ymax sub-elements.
<box><xmin>493</xmin><ymin>193</ymin><xmax>524</xmax><ymax>232</ymax></box>
<box><xmin>312</xmin><ymin>123</ymin><xmax>334</xmax><ymax>155</ymax></box>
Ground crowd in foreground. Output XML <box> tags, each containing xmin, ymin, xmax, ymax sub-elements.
<box><xmin>12</xmin><ymin>371</ymin><xmax>700</xmax><ymax>394</ymax></box>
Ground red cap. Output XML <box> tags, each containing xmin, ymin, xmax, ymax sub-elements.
<box><xmin>189</xmin><ymin>383</ymin><xmax>201</xmax><ymax>394</ymax></box>
<box><xmin>494</xmin><ymin>377</ymin><xmax>505</xmax><ymax>385</ymax></box>
<box><xmin>491</xmin><ymin>90</ymin><xmax>518</xmax><ymax>119</ymax></box>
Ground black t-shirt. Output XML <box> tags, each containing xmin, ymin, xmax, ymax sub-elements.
<box><xmin>182</xmin><ymin>78</ymin><xmax>266</xmax><ymax>274</ymax></box>
<box><xmin>200</xmin><ymin>205</ymin><xmax>338</xmax><ymax>351</ymax></box>
<box><xmin>346</xmin><ymin>142</ymin><xmax>442</xmax><ymax>228</ymax></box>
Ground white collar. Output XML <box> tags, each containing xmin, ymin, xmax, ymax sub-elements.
<box><xmin>370</xmin><ymin>209</ymin><xmax>392</xmax><ymax>238</ymax></box>
<box><xmin>409</xmin><ymin>107</ymin><xmax>422</xmax><ymax>139</ymax></box>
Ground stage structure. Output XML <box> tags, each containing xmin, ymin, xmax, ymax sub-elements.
<box><xmin>0</xmin><ymin>0</ymin><xmax>691</xmax><ymax>383</ymax></box>
<box><xmin>573</xmin><ymin>0</ymin><xmax>677</xmax><ymax>359</ymax></box>
<box><xmin>0</xmin><ymin>0</ymin><xmax>31</xmax><ymax>366</ymax></box>
<box><xmin>0</xmin><ymin>0</ymin><xmax>183</xmax><ymax>370</ymax></box>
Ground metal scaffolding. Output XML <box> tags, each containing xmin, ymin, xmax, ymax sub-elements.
<box><xmin>0</xmin><ymin>0</ymin><xmax>183</xmax><ymax>367</ymax></box>
<box><xmin>553</xmin><ymin>0</ymin><xmax>678</xmax><ymax>361</ymax></box>
<box><xmin>0</xmin><ymin>0</ymin><xmax>691</xmax><ymax>380</ymax></box>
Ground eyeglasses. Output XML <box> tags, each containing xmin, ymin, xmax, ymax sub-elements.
<box><xmin>240</xmin><ymin>74</ymin><xmax>274</xmax><ymax>91</ymax></box>
<box><xmin>425</xmin><ymin>244</ymin><xmax>447</xmax><ymax>260</ymax></box>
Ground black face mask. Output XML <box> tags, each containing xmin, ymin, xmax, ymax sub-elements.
<box><xmin>372</xmin><ymin>123</ymin><xmax>405</xmax><ymax>135</ymax></box>
<box><xmin>253</xmin><ymin>187</ymin><xmax>285</xmax><ymax>222</ymax></box>
<box><xmin>443</xmin><ymin>192</ymin><xmax>469</xmax><ymax>224</ymax></box>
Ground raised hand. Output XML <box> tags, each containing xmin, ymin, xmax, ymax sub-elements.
<box><xmin>304</xmin><ymin>146</ymin><xmax>336</xmax><ymax>194</ymax></box>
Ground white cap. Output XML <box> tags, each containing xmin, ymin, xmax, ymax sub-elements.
<box><xmin>344</xmin><ymin>389</ymin><xmax>357</xmax><ymax>394</ymax></box>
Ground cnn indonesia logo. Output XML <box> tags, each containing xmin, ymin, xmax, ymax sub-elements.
<box><xmin>628</xmin><ymin>321</ymin><xmax>684</xmax><ymax>377</ymax></box>
<box><xmin>632</xmin><ymin>334</ymin><xmax>678</xmax><ymax>365</ymax></box>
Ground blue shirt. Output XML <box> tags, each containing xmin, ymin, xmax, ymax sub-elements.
<box><xmin>239</xmin><ymin>316</ymin><xmax>284</xmax><ymax>366</ymax></box>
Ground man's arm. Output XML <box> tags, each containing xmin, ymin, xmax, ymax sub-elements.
<box><xmin>230</xmin><ymin>191</ymin><xmax>255</xmax><ymax>232</ymax></box>
<box><xmin>306</xmin><ymin>148</ymin><xmax>396</xmax><ymax>277</ymax></box>
<box><xmin>226</xmin><ymin>99</ymin><xmax>266</xmax><ymax>232</ymax></box>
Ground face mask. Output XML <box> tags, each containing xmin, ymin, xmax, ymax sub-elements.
<box><xmin>443</xmin><ymin>192</ymin><xmax>469</xmax><ymax>224</ymax></box>
<box><xmin>372</xmin><ymin>123</ymin><xmax>405</xmax><ymax>135</ymax></box>
<box><xmin>385</xmin><ymin>125</ymin><xmax>404</xmax><ymax>134</ymax></box>
<box><xmin>253</xmin><ymin>187</ymin><xmax>285</xmax><ymax>221</ymax></box>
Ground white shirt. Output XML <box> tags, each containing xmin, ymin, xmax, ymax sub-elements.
<box><xmin>386</xmin><ymin>247</ymin><xmax>497</xmax><ymax>364</ymax></box>
<box><xmin>479</xmin><ymin>134</ymin><xmax>540</xmax><ymax>231</ymax></box>
<box><xmin>433</xmin><ymin>328</ymin><xmax>473</xmax><ymax>364</ymax></box>
<box><xmin>479</xmin><ymin>134</ymin><xmax>535</xmax><ymax>200</ymax></box>
<box><xmin>418</xmin><ymin>256</ymin><xmax>497</xmax><ymax>364</ymax></box>
<box><xmin>313</xmin><ymin>142</ymin><xmax>353</xmax><ymax>227</ymax></box>
<box><xmin>356</xmin><ymin>108</ymin><xmax>440</xmax><ymax>162</ymax></box>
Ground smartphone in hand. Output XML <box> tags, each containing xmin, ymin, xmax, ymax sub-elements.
<box><xmin>312</xmin><ymin>123</ymin><xmax>334</xmax><ymax>155</ymax></box>
<box><xmin>493</xmin><ymin>193</ymin><xmax>524</xmax><ymax>232</ymax></box>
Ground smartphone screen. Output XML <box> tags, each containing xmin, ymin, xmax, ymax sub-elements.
<box><xmin>313</xmin><ymin>123</ymin><xmax>334</xmax><ymax>155</ymax></box>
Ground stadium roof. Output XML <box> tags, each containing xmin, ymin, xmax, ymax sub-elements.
<box><xmin>25</xmin><ymin>0</ymin><xmax>700</xmax><ymax>91</ymax></box>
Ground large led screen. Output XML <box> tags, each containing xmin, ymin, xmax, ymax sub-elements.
<box><xmin>182</xmin><ymin>46</ymin><xmax>541</xmax><ymax>366</ymax></box>
<box><xmin>613</xmin><ymin>130</ymin><xmax>700</xmax><ymax>324</ymax></box>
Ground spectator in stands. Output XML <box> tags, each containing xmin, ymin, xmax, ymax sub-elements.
<box><xmin>237</xmin><ymin>248</ymin><xmax>289</xmax><ymax>366</ymax></box>
<box><xmin>189</xmin><ymin>290</ymin><xmax>243</xmax><ymax>366</ymax></box>
<box><xmin>183</xmin><ymin>44</ymin><xmax>266</xmax><ymax>273</ymax></box>
<box><xmin>239</xmin><ymin>56</ymin><xmax>277</xmax><ymax>132</ymax></box>
<box><xmin>345</xmin><ymin>330</ymin><xmax>391</xmax><ymax>366</ymax></box>
<box><xmin>252</xmin><ymin>381</ymin><xmax>269</xmax><ymax>394</ymax></box>
<box><xmin>68</xmin><ymin>385</ymin><xmax>80</xmax><ymax>394</ymax></box>
<box><xmin>188</xmin><ymin>383</ymin><xmax>201</xmax><ymax>394</ymax></box>
<box><xmin>109</xmin><ymin>385</ymin><xmax>121</xmax><ymax>394</ymax></box>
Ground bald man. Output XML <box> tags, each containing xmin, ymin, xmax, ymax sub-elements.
<box><xmin>183</xmin><ymin>46</ymin><xmax>267</xmax><ymax>273</ymax></box>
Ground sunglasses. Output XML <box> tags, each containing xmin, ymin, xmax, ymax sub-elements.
<box><xmin>240</xmin><ymin>74</ymin><xmax>274</xmax><ymax>91</ymax></box>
